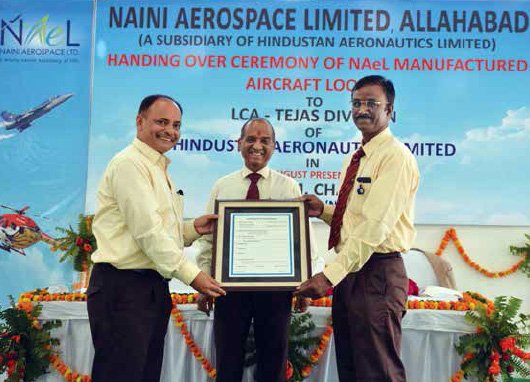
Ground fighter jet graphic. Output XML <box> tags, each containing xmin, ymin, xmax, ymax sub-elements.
<box><xmin>0</xmin><ymin>93</ymin><xmax>74</xmax><ymax>132</ymax></box>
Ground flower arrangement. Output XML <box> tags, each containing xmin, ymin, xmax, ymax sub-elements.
<box><xmin>286</xmin><ymin>313</ymin><xmax>325</xmax><ymax>381</ymax></box>
<box><xmin>56</xmin><ymin>214</ymin><xmax>96</xmax><ymax>272</ymax></box>
<box><xmin>509</xmin><ymin>234</ymin><xmax>530</xmax><ymax>277</ymax></box>
<box><xmin>298</xmin><ymin>317</ymin><xmax>333</xmax><ymax>380</ymax></box>
<box><xmin>0</xmin><ymin>297</ymin><xmax>61</xmax><ymax>381</ymax></box>
<box><xmin>453</xmin><ymin>296</ymin><xmax>530</xmax><ymax>381</ymax></box>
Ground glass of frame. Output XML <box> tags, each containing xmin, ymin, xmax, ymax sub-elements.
<box><xmin>212</xmin><ymin>199</ymin><xmax>311</xmax><ymax>291</ymax></box>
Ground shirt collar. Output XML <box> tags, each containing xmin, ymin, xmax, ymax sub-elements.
<box><xmin>361</xmin><ymin>128</ymin><xmax>393</xmax><ymax>158</ymax></box>
<box><xmin>132</xmin><ymin>138</ymin><xmax>170</xmax><ymax>167</ymax></box>
<box><xmin>241</xmin><ymin>166</ymin><xmax>271</xmax><ymax>180</ymax></box>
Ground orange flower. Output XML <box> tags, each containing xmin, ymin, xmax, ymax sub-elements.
<box><xmin>301</xmin><ymin>365</ymin><xmax>313</xmax><ymax>377</ymax></box>
<box><xmin>463</xmin><ymin>352</ymin><xmax>474</xmax><ymax>361</ymax></box>
<box><xmin>16</xmin><ymin>301</ymin><xmax>34</xmax><ymax>314</ymax></box>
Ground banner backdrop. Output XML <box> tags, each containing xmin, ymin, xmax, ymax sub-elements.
<box><xmin>0</xmin><ymin>0</ymin><xmax>93</xmax><ymax>304</ymax></box>
<box><xmin>87</xmin><ymin>0</ymin><xmax>530</xmax><ymax>226</ymax></box>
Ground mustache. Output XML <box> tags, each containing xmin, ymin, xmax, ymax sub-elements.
<box><xmin>354</xmin><ymin>114</ymin><xmax>372</xmax><ymax>121</ymax></box>
<box><xmin>249</xmin><ymin>148</ymin><xmax>265</xmax><ymax>155</ymax></box>
<box><xmin>156</xmin><ymin>133</ymin><xmax>176</xmax><ymax>141</ymax></box>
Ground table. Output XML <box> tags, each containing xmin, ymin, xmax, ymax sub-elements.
<box><xmin>36</xmin><ymin>302</ymin><xmax>473</xmax><ymax>382</ymax></box>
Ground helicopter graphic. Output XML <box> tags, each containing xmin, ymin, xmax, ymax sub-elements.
<box><xmin>0</xmin><ymin>205</ymin><xmax>59</xmax><ymax>256</ymax></box>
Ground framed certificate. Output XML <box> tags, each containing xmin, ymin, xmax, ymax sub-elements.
<box><xmin>212</xmin><ymin>200</ymin><xmax>311</xmax><ymax>291</ymax></box>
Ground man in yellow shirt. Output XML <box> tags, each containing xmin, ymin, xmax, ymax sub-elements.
<box><xmin>296</xmin><ymin>76</ymin><xmax>419</xmax><ymax>382</ymax></box>
<box><xmin>195</xmin><ymin>118</ymin><xmax>312</xmax><ymax>382</ymax></box>
<box><xmin>87</xmin><ymin>95</ymin><xmax>225</xmax><ymax>382</ymax></box>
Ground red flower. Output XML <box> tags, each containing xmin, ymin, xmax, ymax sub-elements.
<box><xmin>407</xmin><ymin>278</ymin><xmax>419</xmax><ymax>296</ymax></box>
<box><xmin>489</xmin><ymin>352</ymin><xmax>500</xmax><ymax>361</ymax></box>
<box><xmin>488</xmin><ymin>365</ymin><xmax>500</xmax><ymax>375</ymax></box>
<box><xmin>507</xmin><ymin>365</ymin><xmax>514</xmax><ymax>373</ymax></box>
<box><xmin>11</xmin><ymin>335</ymin><xmax>21</xmax><ymax>343</ymax></box>
<box><xmin>75</xmin><ymin>237</ymin><xmax>84</xmax><ymax>246</ymax></box>
<box><xmin>83</xmin><ymin>243</ymin><xmax>93</xmax><ymax>252</ymax></box>
<box><xmin>499</xmin><ymin>337</ymin><xmax>516</xmax><ymax>353</ymax></box>
<box><xmin>286</xmin><ymin>360</ymin><xmax>294</xmax><ymax>380</ymax></box>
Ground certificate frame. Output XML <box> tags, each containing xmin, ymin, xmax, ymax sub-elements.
<box><xmin>212</xmin><ymin>199</ymin><xmax>311</xmax><ymax>291</ymax></box>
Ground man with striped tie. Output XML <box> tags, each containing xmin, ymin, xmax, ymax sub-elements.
<box><xmin>295</xmin><ymin>75</ymin><xmax>420</xmax><ymax>382</ymax></box>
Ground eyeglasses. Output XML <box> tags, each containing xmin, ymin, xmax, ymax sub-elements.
<box><xmin>351</xmin><ymin>99</ymin><xmax>389</xmax><ymax>110</ymax></box>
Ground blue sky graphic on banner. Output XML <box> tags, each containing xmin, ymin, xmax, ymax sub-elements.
<box><xmin>88</xmin><ymin>1</ymin><xmax>530</xmax><ymax>226</ymax></box>
<box><xmin>0</xmin><ymin>0</ymin><xmax>93</xmax><ymax>304</ymax></box>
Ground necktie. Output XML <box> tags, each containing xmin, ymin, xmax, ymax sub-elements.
<box><xmin>328</xmin><ymin>147</ymin><xmax>365</xmax><ymax>249</ymax></box>
<box><xmin>246</xmin><ymin>173</ymin><xmax>261</xmax><ymax>200</ymax></box>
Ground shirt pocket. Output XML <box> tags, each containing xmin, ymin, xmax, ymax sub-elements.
<box><xmin>173</xmin><ymin>193</ymin><xmax>184</xmax><ymax>214</ymax></box>
<box><xmin>156</xmin><ymin>190</ymin><xmax>174</xmax><ymax>221</ymax></box>
<box><xmin>349</xmin><ymin>174</ymin><xmax>372</xmax><ymax>214</ymax></box>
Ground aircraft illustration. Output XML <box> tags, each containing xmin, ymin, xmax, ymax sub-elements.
<box><xmin>0</xmin><ymin>205</ymin><xmax>59</xmax><ymax>256</ymax></box>
<box><xmin>0</xmin><ymin>93</ymin><xmax>74</xmax><ymax>132</ymax></box>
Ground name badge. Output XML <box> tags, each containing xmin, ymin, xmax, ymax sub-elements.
<box><xmin>356</xmin><ymin>177</ymin><xmax>370</xmax><ymax>195</ymax></box>
<box><xmin>357</xmin><ymin>177</ymin><xmax>371</xmax><ymax>184</ymax></box>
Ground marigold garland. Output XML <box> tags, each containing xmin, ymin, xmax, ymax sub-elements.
<box><xmin>407</xmin><ymin>291</ymin><xmax>493</xmax><ymax>313</ymax></box>
<box><xmin>435</xmin><ymin>228</ymin><xmax>527</xmax><ymax>278</ymax></box>
<box><xmin>19</xmin><ymin>289</ymin><xmax>334</xmax><ymax>308</ymax></box>
<box><xmin>49</xmin><ymin>353</ymin><xmax>91</xmax><ymax>382</ymax></box>
<box><xmin>18</xmin><ymin>289</ymin><xmax>519</xmax><ymax>382</ymax></box>
<box><xmin>170</xmin><ymin>298</ymin><xmax>333</xmax><ymax>380</ymax></box>
<box><xmin>16</xmin><ymin>291</ymin><xmax>335</xmax><ymax>381</ymax></box>
<box><xmin>171</xmin><ymin>303</ymin><xmax>217</xmax><ymax>379</ymax></box>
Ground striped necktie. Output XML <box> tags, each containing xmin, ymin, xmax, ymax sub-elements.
<box><xmin>328</xmin><ymin>147</ymin><xmax>365</xmax><ymax>249</ymax></box>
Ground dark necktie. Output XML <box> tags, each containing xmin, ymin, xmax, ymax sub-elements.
<box><xmin>246</xmin><ymin>173</ymin><xmax>261</xmax><ymax>200</ymax></box>
<box><xmin>328</xmin><ymin>147</ymin><xmax>366</xmax><ymax>249</ymax></box>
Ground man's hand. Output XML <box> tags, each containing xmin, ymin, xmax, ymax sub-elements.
<box><xmin>293</xmin><ymin>296</ymin><xmax>311</xmax><ymax>313</ymax></box>
<box><xmin>294</xmin><ymin>273</ymin><xmax>332</xmax><ymax>299</ymax></box>
<box><xmin>194</xmin><ymin>214</ymin><xmax>218</xmax><ymax>235</ymax></box>
<box><xmin>297</xmin><ymin>195</ymin><xmax>324</xmax><ymax>217</ymax></box>
<box><xmin>197</xmin><ymin>293</ymin><xmax>215</xmax><ymax>316</ymax></box>
<box><xmin>190</xmin><ymin>271</ymin><xmax>226</xmax><ymax>298</ymax></box>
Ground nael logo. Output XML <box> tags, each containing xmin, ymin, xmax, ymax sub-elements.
<box><xmin>0</xmin><ymin>14</ymin><xmax>79</xmax><ymax>47</ymax></box>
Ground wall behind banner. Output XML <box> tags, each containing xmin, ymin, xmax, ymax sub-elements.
<box><xmin>0</xmin><ymin>0</ymin><xmax>93</xmax><ymax>305</ymax></box>
<box><xmin>1</xmin><ymin>1</ymin><xmax>528</xmax><ymax>312</ymax></box>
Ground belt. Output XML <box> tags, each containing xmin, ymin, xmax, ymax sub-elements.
<box><xmin>371</xmin><ymin>252</ymin><xmax>401</xmax><ymax>260</ymax></box>
<box><xmin>96</xmin><ymin>263</ymin><xmax>170</xmax><ymax>282</ymax></box>
<box><xmin>131</xmin><ymin>269</ymin><xmax>171</xmax><ymax>282</ymax></box>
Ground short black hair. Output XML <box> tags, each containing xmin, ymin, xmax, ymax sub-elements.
<box><xmin>240</xmin><ymin>118</ymin><xmax>276</xmax><ymax>141</ymax></box>
<box><xmin>351</xmin><ymin>75</ymin><xmax>395</xmax><ymax>105</ymax></box>
<box><xmin>138</xmin><ymin>94</ymin><xmax>183</xmax><ymax>115</ymax></box>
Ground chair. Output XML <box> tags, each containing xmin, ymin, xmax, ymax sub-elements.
<box><xmin>402</xmin><ymin>248</ymin><xmax>456</xmax><ymax>289</ymax></box>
